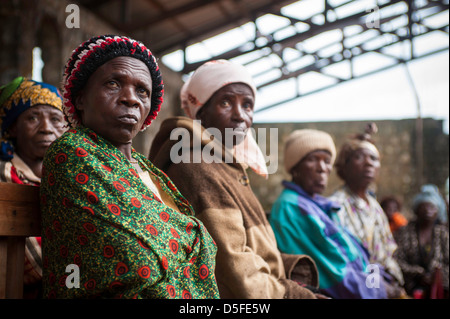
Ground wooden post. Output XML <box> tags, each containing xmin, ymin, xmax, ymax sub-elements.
<box><xmin>0</xmin><ymin>183</ymin><xmax>40</xmax><ymax>299</ymax></box>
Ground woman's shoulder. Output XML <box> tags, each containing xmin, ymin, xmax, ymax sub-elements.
<box><xmin>435</xmin><ymin>223</ymin><xmax>449</xmax><ymax>236</ymax></box>
<box><xmin>277</xmin><ymin>187</ymin><xmax>300</xmax><ymax>204</ymax></box>
<box><xmin>47</xmin><ymin>128</ymin><xmax>85</xmax><ymax>151</ymax></box>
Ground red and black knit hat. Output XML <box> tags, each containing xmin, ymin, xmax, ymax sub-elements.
<box><xmin>62</xmin><ymin>35</ymin><xmax>164</xmax><ymax>131</ymax></box>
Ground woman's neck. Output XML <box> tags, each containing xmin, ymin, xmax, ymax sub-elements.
<box><xmin>346</xmin><ymin>183</ymin><xmax>369</xmax><ymax>202</ymax></box>
<box><xmin>16</xmin><ymin>151</ymin><xmax>43</xmax><ymax>178</ymax></box>
<box><xmin>116</xmin><ymin>143</ymin><xmax>133</xmax><ymax>162</ymax></box>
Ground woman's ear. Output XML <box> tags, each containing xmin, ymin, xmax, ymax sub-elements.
<box><xmin>75</xmin><ymin>90</ymin><xmax>85</xmax><ymax>111</ymax></box>
<box><xmin>7</xmin><ymin>122</ymin><xmax>17</xmax><ymax>138</ymax></box>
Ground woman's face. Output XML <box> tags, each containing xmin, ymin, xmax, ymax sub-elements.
<box><xmin>196</xmin><ymin>83</ymin><xmax>254</xmax><ymax>146</ymax></box>
<box><xmin>292</xmin><ymin>150</ymin><xmax>333</xmax><ymax>196</ymax></box>
<box><xmin>75</xmin><ymin>56</ymin><xmax>152</xmax><ymax>148</ymax></box>
<box><xmin>9</xmin><ymin>104</ymin><xmax>66</xmax><ymax>160</ymax></box>
<box><xmin>342</xmin><ymin>147</ymin><xmax>380</xmax><ymax>189</ymax></box>
<box><xmin>415</xmin><ymin>201</ymin><xmax>438</xmax><ymax>224</ymax></box>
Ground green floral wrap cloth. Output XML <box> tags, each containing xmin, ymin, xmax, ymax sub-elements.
<box><xmin>40</xmin><ymin>126</ymin><xmax>219</xmax><ymax>299</ymax></box>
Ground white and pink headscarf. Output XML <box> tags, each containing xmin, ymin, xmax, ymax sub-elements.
<box><xmin>180</xmin><ymin>60</ymin><xmax>268</xmax><ymax>178</ymax></box>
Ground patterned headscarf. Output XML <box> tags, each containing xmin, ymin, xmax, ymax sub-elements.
<box><xmin>0</xmin><ymin>77</ymin><xmax>63</xmax><ymax>160</ymax></box>
<box><xmin>180</xmin><ymin>59</ymin><xmax>268</xmax><ymax>178</ymax></box>
<box><xmin>334</xmin><ymin>122</ymin><xmax>380</xmax><ymax>180</ymax></box>
<box><xmin>62</xmin><ymin>35</ymin><xmax>164</xmax><ymax>131</ymax></box>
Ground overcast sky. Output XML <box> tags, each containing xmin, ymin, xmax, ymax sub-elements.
<box><xmin>254</xmin><ymin>50</ymin><xmax>449</xmax><ymax>134</ymax></box>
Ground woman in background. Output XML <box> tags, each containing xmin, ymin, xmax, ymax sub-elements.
<box><xmin>0</xmin><ymin>76</ymin><xmax>66</xmax><ymax>297</ymax></box>
<box><xmin>270</xmin><ymin>129</ymin><xmax>387</xmax><ymax>299</ymax></box>
<box><xmin>394</xmin><ymin>185</ymin><xmax>449</xmax><ymax>298</ymax></box>
<box><xmin>330</xmin><ymin>123</ymin><xmax>407</xmax><ymax>298</ymax></box>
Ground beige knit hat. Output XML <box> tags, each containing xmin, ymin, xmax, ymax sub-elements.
<box><xmin>284</xmin><ymin>129</ymin><xmax>336</xmax><ymax>173</ymax></box>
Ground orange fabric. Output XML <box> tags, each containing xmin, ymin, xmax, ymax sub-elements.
<box><xmin>390</xmin><ymin>212</ymin><xmax>408</xmax><ymax>232</ymax></box>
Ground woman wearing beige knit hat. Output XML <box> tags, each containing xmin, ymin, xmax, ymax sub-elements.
<box><xmin>270</xmin><ymin>128</ymin><xmax>388</xmax><ymax>298</ymax></box>
<box><xmin>283</xmin><ymin>129</ymin><xmax>336</xmax><ymax>195</ymax></box>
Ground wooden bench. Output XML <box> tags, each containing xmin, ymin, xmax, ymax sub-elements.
<box><xmin>0</xmin><ymin>182</ymin><xmax>41</xmax><ymax>299</ymax></box>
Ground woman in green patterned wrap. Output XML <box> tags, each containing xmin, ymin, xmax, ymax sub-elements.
<box><xmin>40</xmin><ymin>35</ymin><xmax>219</xmax><ymax>299</ymax></box>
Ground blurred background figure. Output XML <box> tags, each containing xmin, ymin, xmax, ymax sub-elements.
<box><xmin>0</xmin><ymin>76</ymin><xmax>66</xmax><ymax>298</ymax></box>
<box><xmin>418</xmin><ymin>184</ymin><xmax>448</xmax><ymax>226</ymax></box>
<box><xmin>380</xmin><ymin>196</ymin><xmax>409</xmax><ymax>233</ymax></box>
<box><xmin>330</xmin><ymin>123</ymin><xmax>407</xmax><ymax>298</ymax></box>
<box><xmin>270</xmin><ymin>129</ymin><xmax>387</xmax><ymax>299</ymax></box>
<box><xmin>446</xmin><ymin>177</ymin><xmax>449</xmax><ymax>223</ymax></box>
<box><xmin>394</xmin><ymin>185</ymin><xmax>449</xmax><ymax>299</ymax></box>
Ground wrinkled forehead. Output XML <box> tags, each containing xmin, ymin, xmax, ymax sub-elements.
<box><xmin>210</xmin><ymin>82</ymin><xmax>255</xmax><ymax>99</ymax></box>
<box><xmin>348</xmin><ymin>140</ymin><xmax>379</xmax><ymax>158</ymax></box>
<box><xmin>87</xmin><ymin>56</ymin><xmax>153</xmax><ymax>86</ymax></box>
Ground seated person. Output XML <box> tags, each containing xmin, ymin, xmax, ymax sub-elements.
<box><xmin>330</xmin><ymin>123</ymin><xmax>407</xmax><ymax>298</ymax></box>
<box><xmin>40</xmin><ymin>35</ymin><xmax>219</xmax><ymax>299</ymax></box>
<box><xmin>394</xmin><ymin>185</ymin><xmax>449</xmax><ymax>298</ymax></box>
<box><xmin>380</xmin><ymin>196</ymin><xmax>408</xmax><ymax>233</ymax></box>
<box><xmin>0</xmin><ymin>76</ymin><xmax>66</xmax><ymax>297</ymax></box>
<box><xmin>150</xmin><ymin>59</ymin><xmax>320</xmax><ymax>299</ymax></box>
<box><xmin>269</xmin><ymin>129</ymin><xmax>387</xmax><ymax>299</ymax></box>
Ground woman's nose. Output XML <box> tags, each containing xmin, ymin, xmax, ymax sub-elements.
<box><xmin>232</xmin><ymin>104</ymin><xmax>245</xmax><ymax>121</ymax></box>
<box><xmin>38</xmin><ymin>116</ymin><xmax>53</xmax><ymax>133</ymax></box>
<box><xmin>120</xmin><ymin>86</ymin><xmax>140</xmax><ymax>107</ymax></box>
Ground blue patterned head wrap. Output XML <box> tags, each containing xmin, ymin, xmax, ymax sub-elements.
<box><xmin>0</xmin><ymin>77</ymin><xmax>63</xmax><ymax>160</ymax></box>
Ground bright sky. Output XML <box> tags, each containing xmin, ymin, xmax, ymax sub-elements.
<box><xmin>254</xmin><ymin>50</ymin><xmax>449</xmax><ymax>134</ymax></box>
<box><xmin>161</xmin><ymin>0</ymin><xmax>449</xmax><ymax>134</ymax></box>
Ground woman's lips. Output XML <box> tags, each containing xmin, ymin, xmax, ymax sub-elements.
<box><xmin>118</xmin><ymin>114</ymin><xmax>138</xmax><ymax>124</ymax></box>
<box><xmin>36</xmin><ymin>140</ymin><xmax>53</xmax><ymax>147</ymax></box>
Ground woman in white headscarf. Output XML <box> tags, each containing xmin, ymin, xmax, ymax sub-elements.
<box><xmin>150</xmin><ymin>59</ymin><xmax>321</xmax><ymax>299</ymax></box>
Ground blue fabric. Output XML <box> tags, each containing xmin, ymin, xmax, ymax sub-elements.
<box><xmin>269</xmin><ymin>181</ymin><xmax>387</xmax><ymax>299</ymax></box>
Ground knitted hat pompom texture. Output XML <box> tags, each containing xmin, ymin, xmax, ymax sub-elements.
<box><xmin>284</xmin><ymin>129</ymin><xmax>336</xmax><ymax>174</ymax></box>
<box><xmin>62</xmin><ymin>35</ymin><xmax>164</xmax><ymax>131</ymax></box>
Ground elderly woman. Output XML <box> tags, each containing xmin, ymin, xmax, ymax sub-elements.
<box><xmin>330</xmin><ymin>123</ymin><xmax>406</xmax><ymax>298</ymax></box>
<box><xmin>393</xmin><ymin>185</ymin><xmax>449</xmax><ymax>298</ymax></box>
<box><xmin>269</xmin><ymin>129</ymin><xmax>387</xmax><ymax>299</ymax></box>
<box><xmin>0</xmin><ymin>76</ymin><xmax>66</xmax><ymax>297</ymax></box>
<box><xmin>150</xmin><ymin>60</ymin><xmax>320</xmax><ymax>299</ymax></box>
<box><xmin>40</xmin><ymin>35</ymin><xmax>219</xmax><ymax>299</ymax></box>
<box><xmin>0</xmin><ymin>77</ymin><xmax>65</xmax><ymax>183</ymax></box>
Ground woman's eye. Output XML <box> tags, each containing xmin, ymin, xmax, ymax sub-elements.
<box><xmin>137</xmin><ymin>87</ymin><xmax>150</xmax><ymax>98</ymax></box>
<box><xmin>220</xmin><ymin>100</ymin><xmax>231</xmax><ymax>107</ymax></box>
<box><xmin>243</xmin><ymin>102</ymin><xmax>253</xmax><ymax>109</ymax></box>
<box><xmin>106</xmin><ymin>80</ymin><xmax>119</xmax><ymax>88</ymax></box>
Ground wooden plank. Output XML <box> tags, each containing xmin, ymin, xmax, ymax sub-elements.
<box><xmin>0</xmin><ymin>182</ymin><xmax>41</xmax><ymax>298</ymax></box>
<box><xmin>0</xmin><ymin>182</ymin><xmax>40</xmax><ymax>202</ymax></box>
<box><xmin>0</xmin><ymin>238</ymin><xmax>8</xmax><ymax>298</ymax></box>
<box><xmin>6</xmin><ymin>237</ymin><xmax>25</xmax><ymax>298</ymax></box>
<box><xmin>0</xmin><ymin>202</ymin><xmax>41</xmax><ymax>236</ymax></box>
<box><xmin>0</xmin><ymin>182</ymin><xmax>41</xmax><ymax>236</ymax></box>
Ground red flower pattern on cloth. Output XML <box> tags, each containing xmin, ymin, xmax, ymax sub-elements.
<box><xmin>40</xmin><ymin>126</ymin><xmax>219</xmax><ymax>299</ymax></box>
